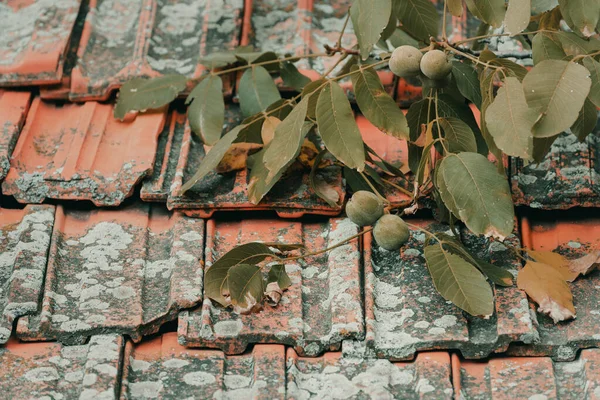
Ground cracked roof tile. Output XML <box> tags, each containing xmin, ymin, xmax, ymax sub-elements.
<box><xmin>342</xmin><ymin>220</ymin><xmax>534</xmax><ymax>361</ymax></box>
<box><xmin>511</xmin><ymin>127</ymin><xmax>600</xmax><ymax>210</ymax></box>
<box><xmin>0</xmin><ymin>91</ymin><xmax>32</xmax><ymax>180</ymax></box>
<box><xmin>455</xmin><ymin>349</ymin><xmax>600</xmax><ymax>399</ymax></box>
<box><xmin>178</xmin><ymin>217</ymin><xmax>363</xmax><ymax>356</ymax></box>
<box><xmin>507</xmin><ymin>215</ymin><xmax>600</xmax><ymax>361</ymax></box>
<box><xmin>16</xmin><ymin>203</ymin><xmax>204</xmax><ymax>344</ymax></box>
<box><xmin>143</xmin><ymin>106</ymin><xmax>345</xmax><ymax>218</ymax></box>
<box><xmin>69</xmin><ymin>0</ymin><xmax>243</xmax><ymax>101</ymax></box>
<box><xmin>121</xmin><ymin>333</ymin><xmax>286</xmax><ymax>399</ymax></box>
<box><xmin>0</xmin><ymin>334</ymin><xmax>123</xmax><ymax>399</ymax></box>
<box><xmin>288</xmin><ymin>348</ymin><xmax>453</xmax><ymax>399</ymax></box>
<box><xmin>0</xmin><ymin>205</ymin><xmax>55</xmax><ymax>343</ymax></box>
<box><xmin>2</xmin><ymin>98</ymin><xmax>166</xmax><ymax>206</ymax></box>
<box><xmin>0</xmin><ymin>0</ymin><xmax>81</xmax><ymax>86</ymax></box>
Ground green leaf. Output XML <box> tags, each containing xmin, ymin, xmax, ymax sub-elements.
<box><xmin>479</xmin><ymin>67</ymin><xmax>503</xmax><ymax>159</ymax></box>
<box><xmin>532</xmin><ymin>135</ymin><xmax>559</xmax><ymax>162</ymax></box>
<box><xmin>505</xmin><ymin>0</ymin><xmax>531</xmax><ymax>35</ymax></box>
<box><xmin>406</xmin><ymin>98</ymin><xmax>433</xmax><ymax>173</ymax></box>
<box><xmin>523</xmin><ymin>60</ymin><xmax>592</xmax><ymax>138</ymax></box>
<box><xmin>558</xmin><ymin>0</ymin><xmax>599</xmax><ymax>37</ymax></box>
<box><xmin>310</xmin><ymin>150</ymin><xmax>341</xmax><ymax>207</ymax></box>
<box><xmin>424</xmin><ymin>242</ymin><xmax>494</xmax><ymax>316</ymax></box>
<box><xmin>351</xmin><ymin>66</ymin><xmax>409</xmax><ymax>139</ymax></box>
<box><xmin>485</xmin><ymin>77</ymin><xmax>536</xmax><ymax>159</ymax></box>
<box><xmin>451</xmin><ymin>61</ymin><xmax>482</xmax><ymax>108</ymax></box>
<box><xmin>475</xmin><ymin>258</ymin><xmax>514</xmax><ymax>287</ymax></box>
<box><xmin>180</xmin><ymin>125</ymin><xmax>242</xmax><ymax>194</ymax></box>
<box><xmin>227</xmin><ymin>264</ymin><xmax>265</xmax><ymax>313</ymax></box>
<box><xmin>465</xmin><ymin>0</ymin><xmax>506</xmax><ymax>27</ymax></box>
<box><xmin>238</xmin><ymin>66</ymin><xmax>281</xmax><ymax>117</ymax></box>
<box><xmin>114</xmin><ymin>75</ymin><xmax>187</xmax><ymax>119</ymax></box>
<box><xmin>490</xmin><ymin>59</ymin><xmax>528</xmax><ymax>81</ymax></box>
<box><xmin>281</xmin><ymin>62</ymin><xmax>311</xmax><ymax>91</ymax></box>
<box><xmin>436</xmin><ymin>94</ymin><xmax>487</xmax><ymax>155</ymax></box>
<box><xmin>344</xmin><ymin>166</ymin><xmax>374</xmax><ymax>193</ymax></box>
<box><xmin>186</xmin><ymin>75</ymin><xmax>224</xmax><ymax>145</ymax></box>
<box><xmin>396</xmin><ymin>0</ymin><xmax>439</xmax><ymax>42</ymax></box>
<box><xmin>302</xmin><ymin>79</ymin><xmax>327</xmax><ymax>119</ymax></box>
<box><xmin>532</xmin><ymin>32</ymin><xmax>567</xmax><ymax>65</ymax></box>
<box><xmin>263</xmin><ymin>98</ymin><xmax>310</xmax><ymax>182</ymax></box>
<box><xmin>447</xmin><ymin>0</ymin><xmax>463</xmax><ymax>16</ymax></box>
<box><xmin>531</xmin><ymin>0</ymin><xmax>558</xmax><ymax>13</ymax></box>
<box><xmin>316</xmin><ymin>81</ymin><xmax>366</xmax><ymax>171</ymax></box>
<box><xmin>437</xmin><ymin>152</ymin><xmax>515</xmax><ymax>239</ymax></box>
<box><xmin>556</xmin><ymin>32</ymin><xmax>600</xmax><ymax>56</ymax></box>
<box><xmin>583</xmin><ymin>57</ymin><xmax>600</xmax><ymax>108</ymax></box>
<box><xmin>267</xmin><ymin>264</ymin><xmax>292</xmax><ymax>290</ymax></box>
<box><xmin>571</xmin><ymin>98</ymin><xmax>598</xmax><ymax>142</ymax></box>
<box><xmin>204</xmin><ymin>243</ymin><xmax>274</xmax><ymax>306</ymax></box>
<box><xmin>351</xmin><ymin>0</ymin><xmax>392</xmax><ymax>60</ymax></box>
<box><xmin>199</xmin><ymin>52</ymin><xmax>238</xmax><ymax>69</ymax></box>
<box><xmin>388</xmin><ymin>28</ymin><xmax>421</xmax><ymax>48</ymax></box>
<box><xmin>437</xmin><ymin>117</ymin><xmax>477</xmax><ymax>153</ymax></box>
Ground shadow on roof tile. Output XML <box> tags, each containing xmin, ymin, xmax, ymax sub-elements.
<box><xmin>342</xmin><ymin>219</ymin><xmax>534</xmax><ymax>361</ymax></box>
<box><xmin>511</xmin><ymin>122</ymin><xmax>600</xmax><ymax>210</ymax></box>
<box><xmin>0</xmin><ymin>205</ymin><xmax>55</xmax><ymax>344</ymax></box>
<box><xmin>178</xmin><ymin>217</ymin><xmax>363</xmax><ymax>356</ymax></box>
<box><xmin>0</xmin><ymin>91</ymin><xmax>32</xmax><ymax>180</ymax></box>
<box><xmin>454</xmin><ymin>349</ymin><xmax>600</xmax><ymax>399</ymax></box>
<box><xmin>0</xmin><ymin>0</ymin><xmax>81</xmax><ymax>86</ymax></box>
<box><xmin>507</xmin><ymin>214</ymin><xmax>600</xmax><ymax>361</ymax></box>
<box><xmin>69</xmin><ymin>0</ymin><xmax>243</xmax><ymax>101</ymax></box>
<box><xmin>121</xmin><ymin>333</ymin><xmax>286</xmax><ymax>399</ymax></box>
<box><xmin>0</xmin><ymin>334</ymin><xmax>123</xmax><ymax>399</ymax></box>
<box><xmin>142</xmin><ymin>105</ymin><xmax>345</xmax><ymax>218</ymax></box>
<box><xmin>16</xmin><ymin>202</ymin><xmax>205</xmax><ymax>344</ymax></box>
<box><xmin>2</xmin><ymin>98</ymin><xmax>166</xmax><ymax>206</ymax></box>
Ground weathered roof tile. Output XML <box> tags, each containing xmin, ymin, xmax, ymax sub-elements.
<box><xmin>507</xmin><ymin>214</ymin><xmax>600</xmax><ymax>361</ymax></box>
<box><xmin>16</xmin><ymin>203</ymin><xmax>204</xmax><ymax>344</ymax></box>
<box><xmin>511</xmin><ymin>128</ymin><xmax>600</xmax><ymax>209</ymax></box>
<box><xmin>178</xmin><ymin>217</ymin><xmax>363</xmax><ymax>356</ymax></box>
<box><xmin>69</xmin><ymin>0</ymin><xmax>243</xmax><ymax>101</ymax></box>
<box><xmin>0</xmin><ymin>334</ymin><xmax>123</xmax><ymax>399</ymax></box>
<box><xmin>455</xmin><ymin>349</ymin><xmax>600</xmax><ymax>399</ymax></box>
<box><xmin>344</xmin><ymin>220</ymin><xmax>534</xmax><ymax>360</ymax></box>
<box><xmin>0</xmin><ymin>205</ymin><xmax>55</xmax><ymax>343</ymax></box>
<box><xmin>143</xmin><ymin>106</ymin><xmax>344</xmax><ymax>218</ymax></box>
<box><xmin>0</xmin><ymin>0</ymin><xmax>81</xmax><ymax>86</ymax></box>
<box><xmin>0</xmin><ymin>91</ymin><xmax>32</xmax><ymax>180</ymax></box>
<box><xmin>2</xmin><ymin>98</ymin><xmax>166</xmax><ymax>206</ymax></box>
<box><xmin>288</xmin><ymin>348</ymin><xmax>453</xmax><ymax>399</ymax></box>
<box><xmin>121</xmin><ymin>333</ymin><xmax>286</xmax><ymax>399</ymax></box>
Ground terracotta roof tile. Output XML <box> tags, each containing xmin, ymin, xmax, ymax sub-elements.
<box><xmin>454</xmin><ymin>349</ymin><xmax>600</xmax><ymax>399</ymax></box>
<box><xmin>0</xmin><ymin>334</ymin><xmax>123</xmax><ymax>399</ymax></box>
<box><xmin>178</xmin><ymin>217</ymin><xmax>363</xmax><ymax>356</ymax></box>
<box><xmin>0</xmin><ymin>91</ymin><xmax>32</xmax><ymax>180</ymax></box>
<box><xmin>69</xmin><ymin>0</ymin><xmax>243</xmax><ymax>101</ymax></box>
<box><xmin>0</xmin><ymin>205</ymin><xmax>55</xmax><ymax>343</ymax></box>
<box><xmin>288</xmin><ymin>348</ymin><xmax>453</xmax><ymax>398</ymax></box>
<box><xmin>507</xmin><ymin>214</ymin><xmax>600</xmax><ymax>361</ymax></box>
<box><xmin>2</xmin><ymin>98</ymin><xmax>166</xmax><ymax>206</ymax></box>
<box><xmin>511</xmin><ymin>127</ymin><xmax>600</xmax><ymax>209</ymax></box>
<box><xmin>0</xmin><ymin>0</ymin><xmax>81</xmax><ymax>86</ymax></box>
<box><xmin>16</xmin><ymin>203</ymin><xmax>204</xmax><ymax>344</ymax></box>
<box><xmin>143</xmin><ymin>106</ymin><xmax>344</xmax><ymax>218</ymax></box>
<box><xmin>122</xmin><ymin>333</ymin><xmax>286</xmax><ymax>399</ymax></box>
<box><xmin>343</xmin><ymin>220</ymin><xmax>534</xmax><ymax>361</ymax></box>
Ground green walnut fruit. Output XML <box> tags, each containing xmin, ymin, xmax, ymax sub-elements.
<box><xmin>420</xmin><ymin>50</ymin><xmax>452</xmax><ymax>80</ymax></box>
<box><xmin>345</xmin><ymin>191</ymin><xmax>385</xmax><ymax>227</ymax></box>
<box><xmin>389</xmin><ymin>45</ymin><xmax>423</xmax><ymax>78</ymax></box>
<box><xmin>373</xmin><ymin>214</ymin><xmax>410</xmax><ymax>251</ymax></box>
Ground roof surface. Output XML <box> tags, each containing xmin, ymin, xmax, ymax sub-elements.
<box><xmin>0</xmin><ymin>0</ymin><xmax>599</xmax><ymax>399</ymax></box>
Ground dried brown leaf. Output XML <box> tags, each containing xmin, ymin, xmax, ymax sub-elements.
<box><xmin>568</xmin><ymin>250</ymin><xmax>600</xmax><ymax>279</ymax></box>
<box><xmin>527</xmin><ymin>250</ymin><xmax>579</xmax><ymax>282</ymax></box>
<box><xmin>261</xmin><ymin>116</ymin><xmax>281</xmax><ymax>145</ymax></box>
<box><xmin>215</xmin><ymin>143</ymin><xmax>263</xmax><ymax>173</ymax></box>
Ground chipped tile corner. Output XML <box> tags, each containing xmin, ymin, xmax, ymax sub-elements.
<box><xmin>2</xmin><ymin>98</ymin><xmax>166</xmax><ymax>206</ymax></box>
<box><xmin>0</xmin><ymin>90</ymin><xmax>32</xmax><ymax>180</ymax></box>
<box><xmin>179</xmin><ymin>217</ymin><xmax>363</xmax><ymax>356</ymax></box>
<box><xmin>361</xmin><ymin>219</ymin><xmax>534</xmax><ymax>361</ymax></box>
<box><xmin>0</xmin><ymin>334</ymin><xmax>124</xmax><ymax>399</ymax></box>
<box><xmin>16</xmin><ymin>203</ymin><xmax>205</xmax><ymax>344</ymax></box>
<box><xmin>0</xmin><ymin>204</ymin><xmax>56</xmax><ymax>344</ymax></box>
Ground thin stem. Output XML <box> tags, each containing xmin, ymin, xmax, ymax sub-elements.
<box><xmin>213</xmin><ymin>52</ymin><xmax>328</xmax><ymax>76</ymax></box>
<box><xmin>285</xmin><ymin>228</ymin><xmax>373</xmax><ymax>262</ymax></box>
<box><xmin>573</xmin><ymin>50</ymin><xmax>600</xmax><ymax>62</ymax></box>
<box><xmin>404</xmin><ymin>222</ymin><xmax>441</xmax><ymax>243</ymax></box>
<box><xmin>381</xmin><ymin>178</ymin><xmax>413</xmax><ymax>197</ymax></box>
<box><xmin>442</xmin><ymin>0</ymin><xmax>448</xmax><ymax>41</ymax></box>
<box><xmin>359</xmin><ymin>171</ymin><xmax>390</xmax><ymax>204</ymax></box>
<box><xmin>440</xmin><ymin>42</ymin><xmax>501</xmax><ymax>69</ymax></box>
<box><xmin>434</xmin><ymin>93</ymin><xmax>449</xmax><ymax>155</ymax></box>
<box><xmin>337</xmin><ymin>12</ymin><xmax>352</xmax><ymax>49</ymax></box>
<box><xmin>333</xmin><ymin>59</ymin><xmax>389</xmax><ymax>81</ymax></box>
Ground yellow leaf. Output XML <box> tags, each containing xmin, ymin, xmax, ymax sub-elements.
<box><xmin>527</xmin><ymin>250</ymin><xmax>579</xmax><ymax>281</ymax></box>
<box><xmin>215</xmin><ymin>143</ymin><xmax>262</xmax><ymax>174</ymax></box>
<box><xmin>517</xmin><ymin>261</ymin><xmax>575</xmax><ymax>323</ymax></box>
<box><xmin>261</xmin><ymin>116</ymin><xmax>281</xmax><ymax>145</ymax></box>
